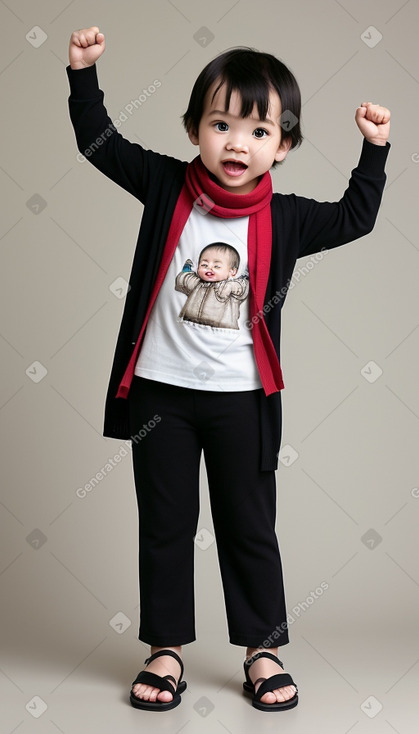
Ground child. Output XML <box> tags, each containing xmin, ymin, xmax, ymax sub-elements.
<box><xmin>67</xmin><ymin>27</ymin><xmax>390</xmax><ymax>712</ymax></box>
<box><xmin>175</xmin><ymin>244</ymin><xmax>249</xmax><ymax>330</ymax></box>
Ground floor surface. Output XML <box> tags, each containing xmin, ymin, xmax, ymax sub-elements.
<box><xmin>2</xmin><ymin>628</ymin><xmax>417</xmax><ymax>734</ymax></box>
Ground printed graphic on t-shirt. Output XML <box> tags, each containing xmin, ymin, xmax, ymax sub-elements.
<box><xmin>175</xmin><ymin>242</ymin><xmax>249</xmax><ymax>330</ymax></box>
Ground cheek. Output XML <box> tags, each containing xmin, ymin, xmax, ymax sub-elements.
<box><xmin>203</xmin><ymin>132</ymin><xmax>219</xmax><ymax>150</ymax></box>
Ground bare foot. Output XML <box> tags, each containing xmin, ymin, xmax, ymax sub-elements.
<box><xmin>245</xmin><ymin>649</ymin><xmax>297</xmax><ymax>705</ymax></box>
<box><xmin>131</xmin><ymin>646</ymin><xmax>182</xmax><ymax>704</ymax></box>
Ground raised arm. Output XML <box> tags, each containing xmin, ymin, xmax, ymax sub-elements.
<box><xmin>296</xmin><ymin>139</ymin><xmax>390</xmax><ymax>258</ymax></box>
<box><xmin>296</xmin><ymin>103</ymin><xmax>391</xmax><ymax>259</ymax></box>
<box><xmin>67</xmin><ymin>27</ymin><xmax>153</xmax><ymax>201</ymax></box>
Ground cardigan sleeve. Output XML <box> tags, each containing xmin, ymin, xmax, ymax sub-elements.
<box><xmin>66</xmin><ymin>63</ymin><xmax>161</xmax><ymax>202</ymax></box>
<box><xmin>295</xmin><ymin>138</ymin><xmax>390</xmax><ymax>258</ymax></box>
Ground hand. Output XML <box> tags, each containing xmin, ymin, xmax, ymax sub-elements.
<box><xmin>355</xmin><ymin>102</ymin><xmax>391</xmax><ymax>145</ymax></box>
<box><xmin>182</xmin><ymin>259</ymin><xmax>193</xmax><ymax>272</ymax></box>
<box><xmin>69</xmin><ymin>27</ymin><xmax>105</xmax><ymax>70</ymax></box>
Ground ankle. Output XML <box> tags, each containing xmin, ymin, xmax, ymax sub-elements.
<box><xmin>150</xmin><ymin>645</ymin><xmax>182</xmax><ymax>656</ymax></box>
<box><xmin>246</xmin><ymin>646</ymin><xmax>278</xmax><ymax>659</ymax></box>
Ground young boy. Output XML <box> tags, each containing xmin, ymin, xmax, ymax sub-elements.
<box><xmin>67</xmin><ymin>27</ymin><xmax>390</xmax><ymax>712</ymax></box>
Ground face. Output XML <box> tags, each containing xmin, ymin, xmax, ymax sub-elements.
<box><xmin>198</xmin><ymin>249</ymin><xmax>237</xmax><ymax>281</ymax></box>
<box><xmin>188</xmin><ymin>80</ymin><xmax>291</xmax><ymax>194</ymax></box>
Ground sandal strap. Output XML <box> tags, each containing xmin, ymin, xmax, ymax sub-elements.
<box><xmin>245</xmin><ymin>651</ymin><xmax>284</xmax><ymax>668</ymax></box>
<box><xmin>143</xmin><ymin>649</ymin><xmax>184</xmax><ymax>684</ymax></box>
<box><xmin>164</xmin><ymin>674</ymin><xmax>177</xmax><ymax>686</ymax></box>
<box><xmin>244</xmin><ymin>651</ymin><xmax>284</xmax><ymax>685</ymax></box>
<box><xmin>131</xmin><ymin>670</ymin><xmax>176</xmax><ymax>694</ymax></box>
<box><xmin>255</xmin><ymin>673</ymin><xmax>297</xmax><ymax>702</ymax></box>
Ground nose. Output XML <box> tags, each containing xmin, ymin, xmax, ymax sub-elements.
<box><xmin>225</xmin><ymin>135</ymin><xmax>249</xmax><ymax>154</ymax></box>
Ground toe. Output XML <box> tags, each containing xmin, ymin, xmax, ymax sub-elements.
<box><xmin>275</xmin><ymin>684</ymin><xmax>297</xmax><ymax>702</ymax></box>
<box><xmin>137</xmin><ymin>683</ymin><xmax>149</xmax><ymax>700</ymax></box>
<box><xmin>131</xmin><ymin>683</ymin><xmax>155</xmax><ymax>701</ymax></box>
<box><xmin>259</xmin><ymin>691</ymin><xmax>277</xmax><ymax>704</ymax></box>
<box><xmin>131</xmin><ymin>683</ymin><xmax>143</xmax><ymax>700</ymax></box>
<box><xmin>274</xmin><ymin>687</ymin><xmax>287</xmax><ymax>702</ymax></box>
<box><xmin>157</xmin><ymin>689</ymin><xmax>174</xmax><ymax>703</ymax></box>
<box><xmin>132</xmin><ymin>683</ymin><xmax>142</xmax><ymax>698</ymax></box>
<box><xmin>147</xmin><ymin>686</ymin><xmax>160</xmax><ymax>702</ymax></box>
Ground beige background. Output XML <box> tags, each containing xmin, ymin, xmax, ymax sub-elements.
<box><xmin>1</xmin><ymin>0</ymin><xmax>418</xmax><ymax>732</ymax></box>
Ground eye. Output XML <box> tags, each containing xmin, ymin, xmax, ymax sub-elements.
<box><xmin>253</xmin><ymin>127</ymin><xmax>269</xmax><ymax>139</ymax></box>
<box><xmin>214</xmin><ymin>122</ymin><xmax>229</xmax><ymax>132</ymax></box>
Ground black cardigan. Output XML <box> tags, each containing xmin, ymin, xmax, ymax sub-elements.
<box><xmin>66</xmin><ymin>63</ymin><xmax>390</xmax><ymax>471</ymax></box>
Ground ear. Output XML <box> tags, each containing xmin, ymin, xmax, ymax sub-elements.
<box><xmin>274</xmin><ymin>137</ymin><xmax>292</xmax><ymax>163</ymax></box>
<box><xmin>188</xmin><ymin>127</ymin><xmax>199</xmax><ymax>146</ymax></box>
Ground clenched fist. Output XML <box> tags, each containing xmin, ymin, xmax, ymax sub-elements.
<box><xmin>355</xmin><ymin>102</ymin><xmax>391</xmax><ymax>145</ymax></box>
<box><xmin>69</xmin><ymin>27</ymin><xmax>105</xmax><ymax>70</ymax></box>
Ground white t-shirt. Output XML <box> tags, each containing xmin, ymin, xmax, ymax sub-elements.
<box><xmin>134</xmin><ymin>208</ymin><xmax>262</xmax><ymax>391</ymax></box>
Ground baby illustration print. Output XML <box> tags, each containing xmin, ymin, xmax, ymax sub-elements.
<box><xmin>175</xmin><ymin>243</ymin><xmax>249</xmax><ymax>330</ymax></box>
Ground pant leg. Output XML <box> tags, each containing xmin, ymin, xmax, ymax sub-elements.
<box><xmin>128</xmin><ymin>377</ymin><xmax>202</xmax><ymax>646</ymax></box>
<box><xmin>197</xmin><ymin>388</ymin><xmax>289</xmax><ymax>648</ymax></box>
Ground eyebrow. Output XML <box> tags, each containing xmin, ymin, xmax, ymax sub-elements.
<box><xmin>207</xmin><ymin>109</ymin><xmax>275</xmax><ymax>126</ymax></box>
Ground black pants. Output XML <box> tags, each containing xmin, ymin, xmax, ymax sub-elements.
<box><xmin>128</xmin><ymin>376</ymin><xmax>289</xmax><ymax>648</ymax></box>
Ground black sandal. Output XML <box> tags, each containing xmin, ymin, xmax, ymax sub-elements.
<box><xmin>243</xmin><ymin>651</ymin><xmax>298</xmax><ymax>711</ymax></box>
<box><xmin>130</xmin><ymin>649</ymin><xmax>187</xmax><ymax>711</ymax></box>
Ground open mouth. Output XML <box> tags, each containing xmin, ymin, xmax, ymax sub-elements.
<box><xmin>222</xmin><ymin>159</ymin><xmax>248</xmax><ymax>176</ymax></box>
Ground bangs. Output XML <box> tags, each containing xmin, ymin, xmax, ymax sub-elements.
<box><xmin>210</xmin><ymin>73</ymin><xmax>272</xmax><ymax>121</ymax></box>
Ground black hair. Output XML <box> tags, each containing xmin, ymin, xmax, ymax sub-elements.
<box><xmin>182</xmin><ymin>47</ymin><xmax>303</xmax><ymax>166</ymax></box>
<box><xmin>199</xmin><ymin>242</ymin><xmax>240</xmax><ymax>271</ymax></box>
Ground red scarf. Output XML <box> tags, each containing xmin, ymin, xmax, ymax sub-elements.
<box><xmin>116</xmin><ymin>157</ymin><xmax>284</xmax><ymax>399</ymax></box>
